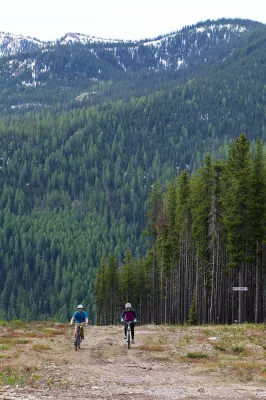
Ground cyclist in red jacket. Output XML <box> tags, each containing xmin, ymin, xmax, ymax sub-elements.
<box><xmin>121</xmin><ymin>303</ymin><xmax>137</xmax><ymax>344</ymax></box>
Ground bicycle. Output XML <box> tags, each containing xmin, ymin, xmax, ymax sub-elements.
<box><xmin>124</xmin><ymin>321</ymin><xmax>134</xmax><ymax>349</ymax></box>
<box><xmin>73</xmin><ymin>323</ymin><xmax>84</xmax><ymax>351</ymax></box>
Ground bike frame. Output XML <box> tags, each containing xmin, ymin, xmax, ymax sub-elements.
<box><xmin>74</xmin><ymin>323</ymin><xmax>84</xmax><ymax>351</ymax></box>
<box><xmin>125</xmin><ymin>321</ymin><xmax>134</xmax><ymax>349</ymax></box>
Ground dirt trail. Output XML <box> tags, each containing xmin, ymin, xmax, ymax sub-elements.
<box><xmin>1</xmin><ymin>325</ymin><xmax>266</xmax><ymax>399</ymax></box>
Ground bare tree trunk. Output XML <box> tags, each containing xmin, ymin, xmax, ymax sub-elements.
<box><xmin>195</xmin><ymin>248</ymin><xmax>199</xmax><ymax>324</ymax></box>
<box><xmin>263</xmin><ymin>264</ymin><xmax>266</xmax><ymax>324</ymax></box>
<box><xmin>165</xmin><ymin>278</ymin><xmax>167</xmax><ymax>324</ymax></box>
<box><xmin>209</xmin><ymin>247</ymin><xmax>215</xmax><ymax>324</ymax></box>
<box><xmin>238</xmin><ymin>265</ymin><xmax>244</xmax><ymax>323</ymax></box>
<box><xmin>184</xmin><ymin>232</ymin><xmax>189</xmax><ymax>323</ymax></box>
<box><xmin>152</xmin><ymin>242</ymin><xmax>156</xmax><ymax>324</ymax></box>
<box><xmin>255</xmin><ymin>240</ymin><xmax>260</xmax><ymax>323</ymax></box>
<box><xmin>180</xmin><ymin>237</ymin><xmax>184</xmax><ymax>324</ymax></box>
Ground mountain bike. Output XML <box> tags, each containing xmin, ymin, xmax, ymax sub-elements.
<box><xmin>125</xmin><ymin>321</ymin><xmax>134</xmax><ymax>349</ymax></box>
<box><xmin>73</xmin><ymin>323</ymin><xmax>84</xmax><ymax>351</ymax></box>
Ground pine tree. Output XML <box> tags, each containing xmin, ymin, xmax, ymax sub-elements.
<box><xmin>175</xmin><ymin>170</ymin><xmax>191</xmax><ymax>324</ymax></box>
<box><xmin>222</xmin><ymin>133</ymin><xmax>253</xmax><ymax>323</ymax></box>
<box><xmin>250</xmin><ymin>139</ymin><xmax>266</xmax><ymax>322</ymax></box>
<box><xmin>190</xmin><ymin>154</ymin><xmax>216</xmax><ymax>323</ymax></box>
<box><xmin>145</xmin><ymin>180</ymin><xmax>163</xmax><ymax>323</ymax></box>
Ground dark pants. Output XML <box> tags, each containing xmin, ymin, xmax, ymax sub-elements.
<box><xmin>124</xmin><ymin>322</ymin><xmax>134</xmax><ymax>339</ymax></box>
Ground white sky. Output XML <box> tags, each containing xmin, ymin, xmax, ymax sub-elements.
<box><xmin>1</xmin><ymin>0</ymin><xmax>266</xmax><ymax>41</ymax></box>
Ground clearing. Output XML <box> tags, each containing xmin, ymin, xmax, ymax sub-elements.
<box><xmin>1</xmin><ymin>322</ymin><xmax>266</xmax><ymax>399</ymax></box>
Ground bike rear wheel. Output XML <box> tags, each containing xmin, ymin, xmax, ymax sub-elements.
<box><xmin>127</xmin><ymin>329</ymin><xmax>131</xmax><ymax>349</ymax></box>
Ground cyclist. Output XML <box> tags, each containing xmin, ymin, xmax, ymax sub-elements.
<box><xmin>121</xmin><ymin>303</ymin><xmax>137</xmax><ymax>344</ymax></box>
<box><xmin>70</xmin><ymin>304</ymin><xmax>88</xmax><ymax>342</ymax></box>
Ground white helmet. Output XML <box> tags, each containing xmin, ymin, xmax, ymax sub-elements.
<box><xmin>125</xmin><ymin>303</ymin><xmax>131</xmax><ymax>308</ymax></box>
<box><xmin>77</xmin><ymin>304</ymin><xmax>83</xmax><ymax>309</ymax></box>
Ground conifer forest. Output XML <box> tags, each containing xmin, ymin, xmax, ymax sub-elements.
<box><xmin>1</xmin><ymin>19</ymin><xmax>266</xmax><ymax>325</ymax></box>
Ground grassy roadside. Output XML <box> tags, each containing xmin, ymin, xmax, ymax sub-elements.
<box><xmin>137</xmin><ymin>323</ymin><xmax>266</xmax><ymax>383</ymax></box>
<box><xmin>0</xmin><ymin>320</ymin><xmax>69</xmax><ymax>387</ymax></box>
<box><xmin>1</xmin><ymin>321</ymin><xmax>266</xmax><ymax>387</ymax></box>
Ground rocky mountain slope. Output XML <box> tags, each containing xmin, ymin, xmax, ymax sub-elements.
<box><xmin>0</xmin><ymin>18</ymin><xmax>264</xmax><ymax>111</ymax></box>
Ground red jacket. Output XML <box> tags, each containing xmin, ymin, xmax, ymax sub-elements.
<box><xmin>121</xmin><ymin>309</ymin><xmax>136</xmax><ymax>322</ymax></box>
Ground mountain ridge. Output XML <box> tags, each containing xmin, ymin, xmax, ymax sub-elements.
<box><xmin>0</xmin><ymin>17</ymin><xmax>265</xmax><ymax>113</ymax></box>
<box><xmin>1</xmin><ymin>18</ymin><xmax>264</xmax><ymax>58</ymax></box>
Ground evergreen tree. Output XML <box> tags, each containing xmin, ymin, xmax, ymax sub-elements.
<box><xmin>222</xmin><ymin>133</ymin><xmax>253</xmax><ymax>323</ymax></box>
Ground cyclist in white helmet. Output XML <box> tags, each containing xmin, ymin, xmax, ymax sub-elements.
<box><xmin>70</xmin><ymin>304</ymin><xmax>89</xmax><ymax>342</ymax></box>
<box><xmin>121</xmin><ymin>303</ymin><xmax>137</xmax><ymax>344</ymax></box>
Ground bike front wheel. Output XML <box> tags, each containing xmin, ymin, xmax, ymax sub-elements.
<box><xmin>127</xmin><ymin>330</ymin><xmax>131</xmax><ymax>349</ymax></box>
<box><xmin>74</xmin><ymin>332</ymin><xmax>80</xmax><ymax>351</ymax></box>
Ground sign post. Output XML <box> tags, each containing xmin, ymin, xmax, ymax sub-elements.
<box><xmin>232</xmin><ymin>287</ymin><xmax>248</xmax><ymax>323</ymax></box>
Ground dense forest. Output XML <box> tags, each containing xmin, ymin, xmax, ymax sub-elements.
<box><xmin>1</xmin><ymin>19</ymin><xmax>266</xmax><ymax>323</ymax></box>
<box><xmin>95</xmin><ymin>134</ymin><xmax>266</xmax><ymax>325</ymax></box>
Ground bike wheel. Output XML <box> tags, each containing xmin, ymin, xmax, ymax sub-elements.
<box><xmin>74</xmin><ymin>333</ymin><xmax>79</xmax><ymax>351</ymax></box>
<box><xmin>78</xmin><ymin>333</ymin><xmax>81</xmax><ymax>349</ymax></box>
<box><xmin>127</xmin><ymin>330</ymin><xmax>131</xmax><ymax>349</ymax></box>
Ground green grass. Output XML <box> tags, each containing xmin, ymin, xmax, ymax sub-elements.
<box><xmin>214</xmin><ymin>343</ymin><xmax>226</xmax><ymax>351</ymax></box>
<box><xmin>231</xmin><ymin>344</ymin><xmax>245</xmax><ymax>353</ymax></box>
<box><xmin>0</xmin><ymin>368</ymin><xmax>27</xmax><ymax>386</ymax></box>
<box><xmin>187</xmin><ymin>352</ymin><xmax>208</xmax><ymax>359</ymax></box>
<box><xmin>0</xmin><ymin>354</ymin><xmax>12</xmax><ymax>359</ymax></box>
<box><xmin>0</xmin><ymin>343</ymin><xmax>10</xmax><ymax>350</ymax></box>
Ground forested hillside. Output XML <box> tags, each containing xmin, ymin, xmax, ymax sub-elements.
<box><xmin>0</xmin><ymin>18</ymin><xmax>263</xmax><ymax>111</ymax></box>
<box><xmin>0</xmin><ymin>19</ymin><xmax>266</xmax><ymax>323</ymax></box>
<box><xmin>96</xmin><ymin>134</ymin><xmax>266</xmax><ymax>325</ymax></box>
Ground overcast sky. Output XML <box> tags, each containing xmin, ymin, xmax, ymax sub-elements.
<box><xmin>1</xmin><ymin>0</ymin><xmax>266</xmax><ymax>41</ymax></box>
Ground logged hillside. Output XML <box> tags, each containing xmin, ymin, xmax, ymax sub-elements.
<box><xmin>1</xmin><ymin>19</ymin><xmax>266</xmax><ymax>322</ymax></box>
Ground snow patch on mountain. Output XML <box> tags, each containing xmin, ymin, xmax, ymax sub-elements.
<box><xmin>61</xmin><ymin>32</ymin><xmax>133</xmax><ymax>45</ymax></box>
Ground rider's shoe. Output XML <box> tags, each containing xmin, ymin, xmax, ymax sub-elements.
<box><xmin>81</xmin><ymin>336</ymin><xmax>84</xmax><ymax>340</ymax></box>
<box><xmin>124</xmin><ymin>336</ymin><xmax>127</xmax><ymax>339</ymax></box>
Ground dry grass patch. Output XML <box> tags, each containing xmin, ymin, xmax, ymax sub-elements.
<box><xmin>229</xmin><ymin>360</ymin><xmax>264</xmax><ymax>382</ymax></box>
<box><xmin>41</xmin><ymin>328</ymin><xmax>63</xmax><ymax>337</ymax></box>
<box><xmin>15</xmin><ymin>339</ymin><xmax>30</xmax><ymax>344</ymax></box>
<box><xmin>138</xmin><ymin>344</ymin><xmax>167</xmax><ymax>351</ymax></box>
<box><xmin>2</xmin><ymin>321</ymin><xmax>266</xmax><ymax>388</ymax></box>
<box><xmin>32</xmin><ymin>344</ymin><xmax>51</xmax><ymax>352</ymax></box>
<box><xmin>177</xmin><ymin>334</ymin><xmax>191</xmax><ymax>346</ymax></box>
<box><xmin>138</xmin><ymin>332</ymin><xmax>168</xmax><ymax>352</ymax></box>
<box><xmin>0</xmin><ymin>322</ymin><xmax>68</xmax><ymax>388</ymax></box>
<box><xmin>0</xmin><ymin>336</ymin><xmax>29</xmax><ymax>345</ymax></box>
